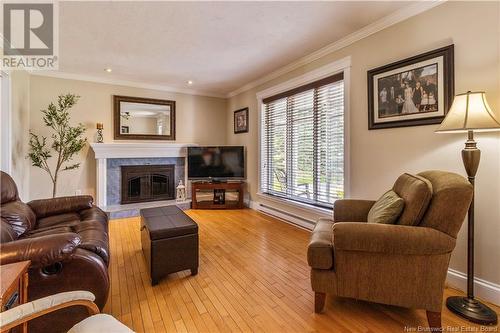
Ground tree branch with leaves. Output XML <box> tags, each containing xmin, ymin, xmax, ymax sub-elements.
<box><xmin>28</xmin><ymin>94</ymin><xmax>87</xmax><ymax>197</ymax></box>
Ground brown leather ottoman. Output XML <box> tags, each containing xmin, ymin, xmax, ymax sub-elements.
<box><xmin>140</xmin><ymin>206</ymin><xmax>199</xmax><ymax>285</ymax></box>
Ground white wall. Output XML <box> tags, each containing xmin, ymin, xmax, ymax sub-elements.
<box><xmin>9</xmin><ymin>71</ymin><xmax>30</xmax><ymax>200</ymax></box>
<box><xmin>1</xmin><ymin>72</ymin><xmax>11</xmax><ymax>173</ymax></box>
<box><xmin>29</xmin><ymin>75</ymin><xmax>227</xmax><ymax>200</ymax></box>
<box><xmin>226</xmin><ymin>1</ymin><xmax>500</xmax><ymax>286</ymax></box>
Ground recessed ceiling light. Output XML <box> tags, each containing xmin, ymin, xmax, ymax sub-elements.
<box><xmin>104</xmin><ymin>68</ymin><xmax>112</xmax><ymax>73</ymax></box>
<box><xmin>187</xmin><ymin>80</ymin><xmax>193</xmax><ymax>85</ymax></box>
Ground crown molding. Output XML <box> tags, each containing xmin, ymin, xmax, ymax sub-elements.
<box><xmin>256</xmin><ymin>56</ymin><xmax>351</xmax><ymax>100</ymax></box>
<box><xmin>26</xmin><ymin>1</ymin><xmax>445</xmax><ymax>100</ymax></box>
<box><xmin>30</xmin><ymin>71</ymin><xmax>226</xmax><ymax>99</ymax></box>
<box><xmin>227</xmin><ymin>0</ymin><xmax>446</xmax><ymax>98</ymax></box>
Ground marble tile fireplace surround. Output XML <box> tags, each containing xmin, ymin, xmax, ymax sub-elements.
<box><xmin>90</xmin><ymin>143</ymin><xmax>193</xmax><ymax>217</ymax></box>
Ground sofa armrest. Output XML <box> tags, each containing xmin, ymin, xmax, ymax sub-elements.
<box><xmin>332</xmin><ymin>222</ymin><xmax>456</xmax><ymax>255</ymax></box>
<box><xmin>307</xmin><ymin>218</ymin><xmax>335</xmax><ymax>269</ymax></box>
<box><xmin>333</xmin><ymin>199</ymin><xmax>375</xmax><ymax>222</ymax></box>
<box><xmin>0</xmin><ymin>233</ymin><xmax>81</xmax><ymax>268</ymax></box>
<box><xmin>28</xmin><ymin>196</ymin><xmax>94</xmax><ymax>218</ymax></box>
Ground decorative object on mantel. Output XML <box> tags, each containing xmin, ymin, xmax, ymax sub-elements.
<box><xmin>368</xmin><ymin>45</ymin><xmax>454</xmax><ymax>130</ymax></box>
<box><xmin>113</xmin><ymin>95</ymin><xmax>176</xmax><ymax>140</ymax></box>
<box><xmin>436</xmin><ymin>91</ymin><xmax>500</xmax><ymax>325</ymax></box>
<box><xmin>176</xmin><ymin>180</ymin><xmax>186</xmax><ymax>202</ymax></box>
<box><xmin>28</xmin><ymin>94</ymin><xmax>87</xmax><ymax>197</ymax></box>
<box><xmin>234</xmin><ymin>107</ymin><xmax>249</xmax><ymax>134</ymax></box>
<box><xmin>96</xmin><ymin>122</ymin><xmax>104</xmax><ymax>143</ymax></box>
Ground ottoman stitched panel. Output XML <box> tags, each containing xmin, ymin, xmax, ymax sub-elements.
<box><xmin>140</xmin><ymin>206</ymin><xmax>199</xmax><ymax>285</ymax></box>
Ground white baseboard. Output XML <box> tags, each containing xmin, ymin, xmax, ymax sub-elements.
<box><xmin>446</xmin><ymin>268</ymin><xmax>500</xmax><ymax>306</ymax></box>
<box><xmin>249</xmin><ymin>200</ymin><xmax>500</xmax><ymax>307</ymax></box>
<box><xmin>250</xmin><ymin>200</ymin><xmax>315</xmax><ymax>231</ymax></box>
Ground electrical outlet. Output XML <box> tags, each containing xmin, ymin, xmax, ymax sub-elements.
<box><xmin>75</xmin><ymin>189</ymin><xmax>82</xmax><ymax>195</ymax></box>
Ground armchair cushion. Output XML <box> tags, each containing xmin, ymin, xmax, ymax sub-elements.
<box><xmin>69</xmin><ymin>314</ymin><xmax>134</xmax><ymax>333</ymax></box>
<box><xmin>1</xmin><ymin>219</ymin><xmax>17</xmax><ymax>242</ymax></box>
<box><xmin>25</xmin><ymin>220</ymin><xmax>109</xmax><ymax>264</ymax></box>
<box><xmin>1</xmin><ymin>171</ymin><xmax>19</xmax><ymax>204</ymax></box>
<box><xmin>417</xmin><ymin>170</ymin><xmax>473</xmax><ymax>237</ymax></box>
<box><xmin>307</xmin><ymin>218</ymin><xmax>334</xmax><ymax>269</ymax></box>
<box><xmin>28</xmin><ymin>196</ymin><xmax>94</xmax><ymax>219</ymax></box>
<box><xmin>333</xmin><ymin>199</ymin><xmax>375</xmax><ymax>222</ymax></box>
<box><xmin>367</xmin><ymin>190</ymin><xmax>404</xmax><ymax>224</ymax></box>
<box><xmin>332</xmin><ymin>222</ymin><xmax>456</xmax><ymax>255</ymax></box>
<box><xmin>0</xmin><ymin>200</ymin><xmax>36</xmax><ymax>238</ymax></box>
<box><xmin>0</xmin><ymin>233</ymin><xmax>81</xmax><ymax>267</ymax></box>
<box><xmin>392</xmin><ymin>173</ymin><xmax>433</xmax><ymax>226</ymax></box>
<box><xmin>36</xmin><ymin>213</ymin><xmax>81</xmax><ymax>229</ymax></box>
<box><xmin>0</xmin><ymin>291</ymin><xmax>95</xmax><ymax>329</ymax></box>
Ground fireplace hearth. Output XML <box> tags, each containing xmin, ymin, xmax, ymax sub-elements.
<box><xmin>121</xmin><ymin>165</ymin><xmax>175</xmax><ymax>204</ymax></box>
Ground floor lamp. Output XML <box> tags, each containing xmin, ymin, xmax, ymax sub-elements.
<box><xmin>436</xmin><ymin>91</ymin><xmax>499</xmax><ymax>325</ymax></box>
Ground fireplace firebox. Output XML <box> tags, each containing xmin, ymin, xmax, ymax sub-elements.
<box><xmin>121</xmin><ymin>165</ymin><xmax>175</xmax><ymax>204</ymax></box>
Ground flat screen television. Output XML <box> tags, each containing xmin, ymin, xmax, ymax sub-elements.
<box><xmin>187</xmin><ymin>146</ymin><xmax>245</xmax><ymax>180</ymax></box>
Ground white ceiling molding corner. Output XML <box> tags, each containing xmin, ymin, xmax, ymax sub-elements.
<box><xmin>226</xmin><ymin>0</ymin><xmax>446</xmax><ymax>98</ymax></box>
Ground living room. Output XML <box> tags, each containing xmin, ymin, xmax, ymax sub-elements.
<box><xmin>1</xmin><ymin>1</ymin><xmax>499</xmax><ymax>332</ymax></box>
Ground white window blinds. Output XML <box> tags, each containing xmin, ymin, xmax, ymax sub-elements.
<box><xmin>260</xmin><ymin>73</ymin><xmax>344</xmax><ymax>209</ymax></box>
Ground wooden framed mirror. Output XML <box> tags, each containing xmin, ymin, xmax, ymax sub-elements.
<box><xmin>113</xmin><ymin>95</ymin><xmax>176</xmax><ymax>140</ymax></box>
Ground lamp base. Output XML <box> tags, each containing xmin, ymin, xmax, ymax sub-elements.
<box><xmin>446</xmin><ymin>296</ymin><xmax>498</xmax><ymax>325</ymax></box>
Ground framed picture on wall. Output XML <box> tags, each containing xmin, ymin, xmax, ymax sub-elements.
<box><xmin>234</xmin><ymin>107</ymin><xmax>249</xmax><ymax>134</ymax></box>
<box><xmin>367</xmin><ymin>44</ymin><xmax>454</xmax><ymax>130</ymax></box>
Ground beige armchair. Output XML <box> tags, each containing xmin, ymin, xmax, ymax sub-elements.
<box><xmin>0</xmin><ymin>291</ymin><xmax>133</xmax><ymax>333</ymax></box>
<box><xmin>307</xmin><ymin>171</ymin><xmax>473</xmax><ymax>329</ymax></box>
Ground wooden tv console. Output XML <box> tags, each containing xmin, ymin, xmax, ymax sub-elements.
<box><xmin>191</xmin><ymin>181</ymin><xmax>245</xmax><ymax>209</ymax></box>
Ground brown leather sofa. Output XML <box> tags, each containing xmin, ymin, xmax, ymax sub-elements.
<box><xmin>307</xmin><ymin>171</ymin><xmax>473</xmax><ymax>329</ymax></box>
<box><xmin>0</xmin><ymin>171</ymin><xmax>110</xmax><ymax>333</ymax></box>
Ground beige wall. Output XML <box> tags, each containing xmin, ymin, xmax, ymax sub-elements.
<box><xmin>29</xmin><ymin>75</ymin><xmax>227</xmax><ymax>200</ymax></box>
<box><xmin>226</xmin><ymin>1</ymin><xmax>500</xmax><ymax>285</ymax></box>
<box><xmin>120</xmin><ymin>116</ymin><xmax>158</xmax><ymax>134</ymax></box>
<box><xmin>10</xmin><ymin>71</ymin><xmax>30</xmax><ymax>201</ymax></box>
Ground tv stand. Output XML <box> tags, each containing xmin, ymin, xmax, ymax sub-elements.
<box><xmin>191</xmin><ymin>181</ymin><xmax>245</xmax><ymax>209</ymax></box>
<box><xmin>209</xmin><ymin>179</ymin><xmax>227</xmax><ymax>184</ymax></box>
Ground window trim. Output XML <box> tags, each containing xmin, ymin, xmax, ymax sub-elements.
<box><xmin>256</xmin><ymin>56</ymin><xmax>351</xmax><ymax>212</ymax></box>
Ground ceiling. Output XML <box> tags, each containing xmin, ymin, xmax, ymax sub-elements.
<box><xmin>56</xmin><ymin>1</ymin><xmax>415</xmax><ymax>97</ymax></box>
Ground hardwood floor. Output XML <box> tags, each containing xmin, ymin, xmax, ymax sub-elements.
<box><xmin>104</xmin><ymin>209</ymin><xmax>499</xmax><ymax>332</ymax></box>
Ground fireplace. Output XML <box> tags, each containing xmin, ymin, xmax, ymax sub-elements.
<box><xmin>121</xmin><ymin>165</ymin><xmax>175</xmax><ymax>204</ymax></box>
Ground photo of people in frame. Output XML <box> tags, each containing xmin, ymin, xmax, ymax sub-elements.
<box><xmin>377</xmin><ymin>63</ymin><xmax>438</xmax><ymax>118</ymax></box>
<box><xmin>234</xmin><ymin>108</ymin><xmax>249</xmax><ymax>133</ymax></box>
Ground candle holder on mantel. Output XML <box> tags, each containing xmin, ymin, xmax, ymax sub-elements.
<box><xmin>96</xmin><ymin>123</ymin><xmax>104</xmax><ymax>143</ymax></box>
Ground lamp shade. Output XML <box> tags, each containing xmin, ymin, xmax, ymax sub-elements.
<box><xmin>436</xmin><ymin>91</ymin><xmax>500</xmax><ymax>133</ymax></box>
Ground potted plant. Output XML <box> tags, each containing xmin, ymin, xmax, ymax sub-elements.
<box><xmin>28</xmin><ymin>93</ymin><xmax>87</xmax><ymax>197</ymax></box>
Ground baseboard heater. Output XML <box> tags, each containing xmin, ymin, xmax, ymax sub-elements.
<box><xmin>256</xmin><ymin>203</ymin><xmax>316</xmax><ymax>231</ymax></box>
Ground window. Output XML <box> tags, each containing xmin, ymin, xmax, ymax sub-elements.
<box><xmin>260</xmin><ymin>73</ymin><xmax>345</xmax><ymax>209</ymax></box>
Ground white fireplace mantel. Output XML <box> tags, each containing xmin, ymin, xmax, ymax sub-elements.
<box><xmin>90</xmin><ymin>142</ymin><xmax>196</xmax><ymax>159</ymax></box>
<box><xmin>90</xmin><ymin>142</ymin><xmax>196</xmax><ymax>207</ymax></box>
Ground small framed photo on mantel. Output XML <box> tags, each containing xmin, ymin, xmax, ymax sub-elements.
<box><xmin>234</xmin><ymin>107</ymin><xmax>249</xmax><ymax>134</ymax></box>
<box><xmin>367</xmin><ymin>45</ymin><xmax>454</xmax><ymax>130</ymax></box>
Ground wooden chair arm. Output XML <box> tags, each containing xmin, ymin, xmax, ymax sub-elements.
<box><xmin>0</xmin><ymin>291</ymin><xmax>99</xmax><ymax>332</ymax></box>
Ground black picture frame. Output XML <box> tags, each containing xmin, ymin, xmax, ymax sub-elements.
<box><xmin>367</xmin><ymin>45</ymin><xmax>454</xmax><ymax>130</ymax></box>
<box><xmin>234</xmin><ymin>107</ymin><xmax>249</xmax><ymax>134</ymax></box>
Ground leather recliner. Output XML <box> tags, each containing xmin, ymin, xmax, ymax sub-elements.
<box><xmin>0</xmin><ymin>171</ymin><xmax>110</xmax><ymax>333</ymax></box>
